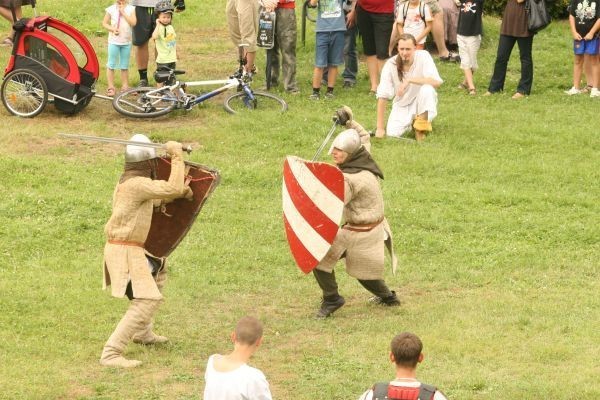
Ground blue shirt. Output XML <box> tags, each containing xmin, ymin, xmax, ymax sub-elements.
<box><xmin>316</xmin><ymin>0</ymin><xmax>347</xmax><ymax>32</ymax></box>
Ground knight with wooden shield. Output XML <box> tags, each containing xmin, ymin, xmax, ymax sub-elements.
<box><xmin>282</xmin><ymin>112</ymin><xmax>399</xmax><ymax>320</ymax></box>
<box><xmin>99</xmin><ymin>134</ymin><xmax>193</xmax><ymax>368</ymax></box>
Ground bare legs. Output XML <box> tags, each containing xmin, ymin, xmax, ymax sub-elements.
<box><xmin>366</xmin><ymin>55</ymin><xmax>386</xmax><ymax>92</ymax></box>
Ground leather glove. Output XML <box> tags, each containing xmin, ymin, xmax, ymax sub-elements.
<box><xmin>165</xmin><ymin>141</ymin><xmax>183</xmax><ymax>156</ymax></box>
<box><xmin>333</xmin><ymin>105</ymin><xmax>353</xmax><ymax>125</ymax></box>
<box><xmin>183</xmin><ymin>186</ymin><xmax>194</xmax><ymax>200</ymax></box>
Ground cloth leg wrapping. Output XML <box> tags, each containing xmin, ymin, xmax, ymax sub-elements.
<box><xmin>313</xmin><ymin>269</ymin><xmax>340</xmax><ymax>298</ymax></box>
<box><xmin>133</xmin><ymin>266</ymin><xmax>167</xmax><ymax>343</ymax></box>
<box><xmin>101</xmin><ymin>299</ymin><xmax>161</xmax><ymax>363</ymax></box>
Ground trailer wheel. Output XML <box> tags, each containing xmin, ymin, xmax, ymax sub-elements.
<box><xmin>1</xmin><ymin>69</ymin><xmax>48</xmax><ymax>117</ymax></box>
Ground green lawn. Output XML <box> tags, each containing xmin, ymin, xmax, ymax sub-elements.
<box><xmin>0</xmin><ymin>1</ymin><xmax>598</xmax><ymax>399</ymax></box>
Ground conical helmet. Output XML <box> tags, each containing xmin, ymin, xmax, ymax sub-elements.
<box><xmin>125</xmin><ymin>134</ymin><xmax>156</xmax><ymax>162</ymax></box>
<box><xmin>329</xmin><ymin>129</ymin><xmax>361</xmax><ymax>155</ymax></box>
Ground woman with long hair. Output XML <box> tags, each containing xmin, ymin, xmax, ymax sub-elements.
<box><xmin>376</xmin><ymin>34</ymin><xmax>443</xmax><ymax>141</ymax></box>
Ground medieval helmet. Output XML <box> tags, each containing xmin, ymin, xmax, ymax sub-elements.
<box><xmin>125</xmin><ymin>133</ymin><xmax>156</xmax><ymax>162</ymax></box>
<box><xmin>329</xmin><ymin>129</ymin><xmax>361</xmax><ymax>155</ymax></box>
<box><xmin>155</xmin><ymin>0</ymin><xmax>175</xmax><ymax>13</ymax></box>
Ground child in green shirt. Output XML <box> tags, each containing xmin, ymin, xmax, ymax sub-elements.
<box><xmin>152</xmin><ymin>0</ymin><xmax>177</xmax><ymax>72</ymax></box>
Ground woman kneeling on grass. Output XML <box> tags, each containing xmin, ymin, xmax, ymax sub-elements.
<box><xmin>376</xmin><ymin>34</ymin><xmax>443</xmax><ymax>142</ymax></box>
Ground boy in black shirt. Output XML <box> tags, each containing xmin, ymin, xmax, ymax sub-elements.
<box><xmin>565</xmin><ymin>0</ymin><xmax>600</xmax><ymax>97</ymax></box>
<box><xmin>455</xmin><ymin>0</ymin><xmax>483</xmax><ymax>95</ymax></box>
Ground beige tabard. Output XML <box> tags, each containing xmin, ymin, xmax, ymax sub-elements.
<box><xmin>316</xmin><ymin>170</ymin><xmax>392</xmax><ymax>280</ymax></box>
<box><xmin>102</xmin><ymin>153</ymin><xmax>188</xmax><ymax>299</ymax></box>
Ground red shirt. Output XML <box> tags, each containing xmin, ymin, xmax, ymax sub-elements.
<box><xmin>277</xmin><ymin>0</ymin><xmax>295</xmax><ymax>9</ymax></box>
<box><xmin>358</xmin><ymin>0</ymin><xmax>394</xmax><ymax>13</ymax></box>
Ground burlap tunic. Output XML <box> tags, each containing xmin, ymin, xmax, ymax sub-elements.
<box><xmin>316</xmin><ymin>170</ymin><xmax>387</xmax><ymax>280</ymax></box>
<box><xmin>103</xmin><ymin>154</ymin><xmax>188</xmax><ymax>300</ymax></box>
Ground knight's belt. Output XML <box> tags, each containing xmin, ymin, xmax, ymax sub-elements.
<box><xmin>342</xmin><ymin>218</ymin><xmax>384</xmax><ymax>232</ymax></box>
<box><xmin>108</xmin><ymin>239</ymin><xmax>145</xmax><ymax>248</ymax></box>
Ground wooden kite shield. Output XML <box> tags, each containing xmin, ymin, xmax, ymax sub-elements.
<box><xmin>282</xmin><ymin>156</ymin><xmax>345</xmax><ymax>274</ymax></box>
<box><xmin>145</xmin><ymin>157</ymin><xmax>220</xmax><ymax>258</ymax></box>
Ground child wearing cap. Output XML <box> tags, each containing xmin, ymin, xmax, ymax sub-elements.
<box><xmin>152</xmin><ymin>0</ymin><xmax>177</xmax><ymax>74</ymax></box>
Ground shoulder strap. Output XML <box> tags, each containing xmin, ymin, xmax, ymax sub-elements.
<box><xmin>402</xmin><ymin>1</ymin><xmax>409</xmax><ymax>20</ymax></box>
<box><xmin>401</xmin><ymin>1</ymin><xmax>425</xmax><ymax>21</ymax></box>
<box><xmin>418</xmin><ymin>383</ymin><xmax>437</xmax><ymax>400</ymax></box>
<box><xmin>372</xmin><ymin>382</ymin><xmax>390</xmax><ymax>400</ymax></box>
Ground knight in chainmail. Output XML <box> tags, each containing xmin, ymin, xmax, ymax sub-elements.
<box><xmin>100</xmin><ymin>134</ymin><xmax>192</xmax><ymax>368</ymax></box>
<box><xmin>314</xmin><ymin>128</ymin><xmax>399</xmax><ymax>319</ymax></box>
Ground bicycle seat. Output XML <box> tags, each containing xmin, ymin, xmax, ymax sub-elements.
<box><xmin>154</xmin><ymin>70</ymin><xmax>174</xmax><ymax>83</ymax></box>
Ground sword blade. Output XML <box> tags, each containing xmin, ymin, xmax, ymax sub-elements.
<box><xmin>312</xmin><ymin>120</ymin><xmax>338</xmax><ymax>161</ymax></box>
<box><xmin>58</xmin><ymin>133</ymin><xmax>193</xmax><ymax>153</ymax></box>
<box><xmin>58</xmin><ymin>133</ymin><xmax>166</xmax><ymax>150</ymax></box>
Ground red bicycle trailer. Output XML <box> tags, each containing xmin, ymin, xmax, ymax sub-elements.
<box><xmin>1</xmin><ymin>12</ymin><xmax>99</xmax><ymax>117</ymax></box>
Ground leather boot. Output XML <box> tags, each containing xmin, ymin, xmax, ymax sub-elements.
<box><xmin>315</xmin><ymin>294</ymin><xmax>346</xmax><ymax>319</ymax></box>
<box><xmin>368</xmin><ymin>290</ymin><xmax>401</xmax><ymax>306</ymax></box>
<box><xmin>100</xmin><ymin>299</ymin><xmax>160</xmax><ymax>368</ymax></box>
<box><xmin>358</xmin><ymin>280</ymin><xmax>401</xmax><ymax>307</ymax></box>
<box><xmin>413</xmin><ymin>116</ymin><xmax>432</xmax><ymax>142</ymax></box>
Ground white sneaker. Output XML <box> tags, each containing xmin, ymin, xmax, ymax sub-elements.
<box><xmin>590</xmin><ymin>88</ymin><xmax>600</xmax><ymax>97</ymax></box>
<box><xmin>564</xmin><ymin>86</ymin><xmax>581</xmax><ymax>95</ymax></box>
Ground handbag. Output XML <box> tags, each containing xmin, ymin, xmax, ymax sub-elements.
<box><xmin>526</xmin><ymin>0</ymin><xmax>551</xmax><ymax>33</ymax></box>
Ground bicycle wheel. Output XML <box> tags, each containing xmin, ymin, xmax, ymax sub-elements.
<box><xmin>1</xmin><ymin>69</ymin><xmax>48</xmax><ymax>117</ymax></box>
<box><xmin>112</xmin><ymin>87</ymin><xmax>177</xmax><ymax>118</ymax></box>
<box><xmin>223</xmin><ymin>90</ymin><xmax>287</xmax><ymax>114</ymax></box>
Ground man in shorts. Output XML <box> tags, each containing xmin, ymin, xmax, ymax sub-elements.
<box><xmin>226</xmin><ymin>0</ymin><xmax>259</xmax><ymax>75</ymax></box>
<box><xmin>131</xmin><ymin>0</ymin><xmax>184</xmax><ymax>86</ymax></box>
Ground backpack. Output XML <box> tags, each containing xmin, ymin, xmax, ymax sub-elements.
<box><xmin>372</xmin><ymin>381</ymin><xmax>436</xmax><ymax>400</ymax></box>
<box><xmin>396</xmin><ymin>0</ymin><xmax>426</xmax><ymax>23</ymax></box>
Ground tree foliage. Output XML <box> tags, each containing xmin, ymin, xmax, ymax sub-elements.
<box><xmin>483</xmin><ymin>0</ymin><xmax>570</xmax><ymax>19</ymax></box>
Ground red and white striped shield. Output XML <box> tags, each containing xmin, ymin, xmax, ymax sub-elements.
<box><xmin>282</xmin><ymin>156</ymin><xmax>345</xmax><ymax>274</ymax></box>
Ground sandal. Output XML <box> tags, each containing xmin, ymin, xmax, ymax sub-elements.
<box><xmin>458</xmin><ymin>82</ymin><xmax>468</xmax><ymax>90</ymax></box>
<box><xmin>1</xmin><ymin>37</ymin><xmax>12</xmax><ymax>47</ymax></box>
<box><xmin>106</xmin><ymin>87</ymin><xmax>116</xmax><ymax>96</ymax></box>
<box><xmin>468</xmin><ymin>88</ymin><xmax>476</xmax><ymax>95</ymax></box>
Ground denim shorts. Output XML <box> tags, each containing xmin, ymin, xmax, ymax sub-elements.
<box><xmin>574</xmin><ymin>37</ymin><xmax>600</xmax><ymax>55</ymax></box>
<box><xmin>315</xmin><ymin>31</ymin><xmax>345</xmax><ymax>68</ymax></box>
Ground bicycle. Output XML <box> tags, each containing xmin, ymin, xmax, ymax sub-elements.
<box><xmin>112</xmin><ymin>46</ymin><xmax>288</xmax><ymax>118</ymax></box>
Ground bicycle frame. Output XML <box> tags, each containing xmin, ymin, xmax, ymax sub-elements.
<box><xmin>184</xmin><ymin>77</ymin><xmax>242</xmax><ymax>107</ymax></box>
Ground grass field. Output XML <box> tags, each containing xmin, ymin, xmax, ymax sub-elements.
<box><xmin>0</xmin><ymin>0</ymin><xmax>598</xmax><ymax>399</ymax></box>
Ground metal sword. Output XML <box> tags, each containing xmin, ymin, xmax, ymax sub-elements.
<box><xmin>311</xmin><ymin>118</ymin><xmax>338</xmax><ymax>161</ymax></box>
<box><xmin>58</xmin><ymin>133</ymin><xmax>193</xmax><ymax>154</ymax></box>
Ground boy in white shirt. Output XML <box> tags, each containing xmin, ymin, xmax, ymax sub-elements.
<box><xmin>203</xmin><ymin>316</ymin><xmax>272</xmax><ymax>400</ymax></box>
